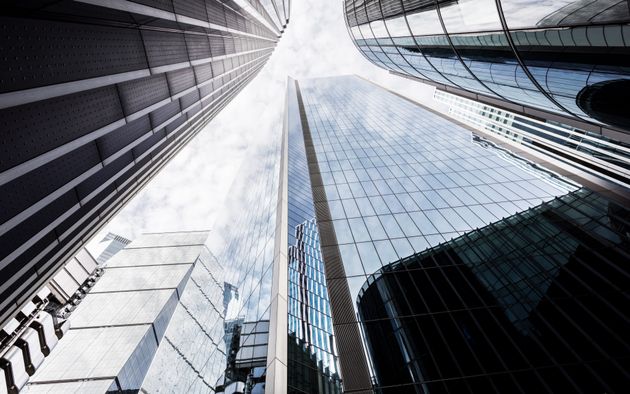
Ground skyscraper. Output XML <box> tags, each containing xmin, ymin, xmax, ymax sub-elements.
<box><xmin>343</xmin><ymin>0</ymin><xmax>630</xmax><ymax>138</ymax></box>
<box><xmin>0</xmin><ymin>0</ymin><xmax>289</xmax><ymax>329</ymax></box>
<box><xmin>286</xmin><ymin>75</ymin><xmax>610</xmax><ymax>392</ymax></box>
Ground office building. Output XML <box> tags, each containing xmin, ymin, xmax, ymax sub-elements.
<box><xmin>344</xmin><ymin>0</ymin><xmax>630</xmax><ymax>139</ymax></box>
<box><xmin>434</xmin><ymin>90</ymin><xmax>630</xmax><ymax>200</ymax></box>
<box><xmin>287</xmin><ymin>75</ymin><xmax>586</xmax><ymax>391</ymax></box>
<box><xmin>0</xmin><ymin>0</ymin><xmax>289</xmax><ymax>329</ymax></box>
<box><xmin>357</xmin><ymin>188</ymin><xmax>630</xmax><ymax>393</ymax></box>
<box><xmin>19</xmin><ymin>231</ymin><xmax>224</xmax><ymax>393</ymax></box>
<box><xmin>1</xmin><ymin>244</ymin><xmax>113</xmax><ymax>394</ymax></box>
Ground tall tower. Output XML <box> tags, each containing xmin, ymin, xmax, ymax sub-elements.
<box><xmin>285</xmin><ymin>75</ymin><xmax>627</xmax><ymax>392</ymax></box>
<box><xmin>0</xmin><ymin>0</ymin><xmax>289</xmax><ymax>328</ymax></box>
<box><xmin>343</xmin><ymin>0</ymin><xmax>630</xmax><ymax>139</ymax></box>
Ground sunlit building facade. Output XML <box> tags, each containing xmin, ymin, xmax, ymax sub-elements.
<box><xmin>290</xmin><ymin>75</ymin><xmax>582</xmax><ymax>391</ymax></box>
<box><xmin>358</xmin><ymin>188</ymin><xmax>630</xmax><ymax>393</ymax></box>
<box><xmin>344</xmin><ymin>0</ymin><xmax>630</xmax><ymax>138</ymax></box>
<box><xmin>434</xmin><ymin>90</ymin><xmax>630</xmax><ymax>200</ymax></box>
<box><xmin>0</xmin><ymin>0</ymin><xmax>289</xmax><ymax>329</ymax></box>
<box><xmin>20</xmin><ymin>231</ymin><xmax>222</xmax><ymax>393</ymax></box>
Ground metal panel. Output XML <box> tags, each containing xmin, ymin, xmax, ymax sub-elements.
<box><xmin>166</xmin><ymin>68</ymin><xmax>195</xmax><ymax>94</ymax></box>
<box><xmin>207</xmin><ymin>0</ymin><xmax>227</xmax><ymax>26</ymax></box>
<box><xmin>96</xmin><ymin>115</ymin><xmax>152</xmax><ymax>159</ymax></box>
<box><xmin>130</xmin><ymin>0</ymin><xmax>174</xmax><ymax>12</ymax></box>
<box><xmin>180</xmin><ymin>89</ymin><xmax>201</xmax><ymax>109</ymax></box>
<box><xmin>184</xmin><ymin>33</ymin><xmax>212</xmax><ymax>60</ymax></box>
<box><xmin>141</xmin><ymin>30</ymin><xmax>188</xmax><ymax>68</ymax></box>
<box><xmin>118</xmin><ymin>75</ymin><xmax>169</xmax><ymax>115</ymax></box>
<box><xmin>173</xmin><ymin>0</ymin><xmax>207</xmax><ymax>20</ymax></box>
<box><xmin>0</xmin><ymin>190</ymin><xmax>78</xmax><ymax>263</ymax></box>
<box><xmin>0</xmin><ymin>87</ymin><xmax>122</xmax><ymax>172</ymax></box>
<box><xmin>0</xmin><ymin>17</ymin><xmax>147</xmax><ymax>93</ymax></box>
<box><xmin>0</xmin><ymin>143</ymin><xmax>100</xmax><ymax>224</ymax></box>
<box><xmin>149</xmin><ymin>100</ymin><xmax>181</xmax><ymax>128</ymax></box>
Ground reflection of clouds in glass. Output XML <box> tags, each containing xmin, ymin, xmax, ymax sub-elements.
<box><xmin>207</xmin><ymin>124</ymin><xmax>282</xmax><ymax>324</ymax></box>
<box><xmin>299</xmin><ymin>75</ymin><xmax>571</xmax><ymax>308</ymax></box>
<box><xmin>440</xmin><ymin>0</ymin><xmax>502</xmax><ymax>33</ymax></box>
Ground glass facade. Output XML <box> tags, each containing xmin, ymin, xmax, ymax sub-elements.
<box><xmin>286</xmin><ymin>80</ymin><xmax>340</xmax><ymax>393</ymax></box>
<box><xmin>344</xmin><ymin>0</ymin><xmax>630</xmax><ymax>133</ymax></box>
<box><xmin>434</xmin><ymin>90</ymin><xmax>630</xmax><ymax>194</ymax></box>
<box><xmin>207</xmin><ymin>133</ymin><xmax>282</xmax><ymax>391</ymax></box>
<box><xmin>357</xmin><ymin>188</ymin><xmax>630</xmax><ymax>393</ymax></box>
<box><xmin>291</xmin><ymin>75</ymin><xmax>580</xmax><ymax>391</ymax></box>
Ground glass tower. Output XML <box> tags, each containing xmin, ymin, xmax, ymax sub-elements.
<box><xmin>289</xmin><ymin>75</ymin><xmax>582</xmax><ymax>391</ymax></box>
<box><xmin>0</xmin><ymin>0</ymin><xmax>289</xmax><ymax>329</ymax></box>
<box><xmin>357</xmin><ymin>188</ymin><xmax>630</xmax><ymax>393</ymax></box>
<box><xmin>344</xmin><ymin>0</ymin><xmax>630</xmax><ymax>136</ymax></box>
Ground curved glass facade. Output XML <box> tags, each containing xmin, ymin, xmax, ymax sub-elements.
<box><xmin>344</xmin><ymin>0</ymin><xmax>630</xmax><ymax>132</ymax></box>
<box><xmin>357</xmin><ymin>188</ymin><xmax>630</xmax><ymax>393</ymax></box>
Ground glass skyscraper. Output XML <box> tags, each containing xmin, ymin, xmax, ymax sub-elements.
<box><xmin>285</xmin><ymin>75</ymin><xmax>592</xmax><ymax>392</ymax></box>
<box><xmin>344</xmin><ymin>0</ymin><xmax>630</xmax><ymax>137</ymax></box>
<box><xmin>0</xmin><ymin>0</ymin><xmax>289</xmax><ymax>330</ymax></box>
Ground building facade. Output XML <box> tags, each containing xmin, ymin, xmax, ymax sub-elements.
<box><xmin>344</xmin><ymin>0</ymin><xmax>630</xmax><ymax>139</ymax></box>
<box><xmin>357</xmin><ymin>188</ymin><xmax>630</xmax><ymax>393</ymax></box>
<box><xmin>0</xmin><ymin>0</ymin><xmax>289</xmax><ymax>329</ymax></box>
<box><xmin>288</xmin><ymin>75</ymin><xmax>584</xmax><ymax>391</ymax></box>
<box><xmin>434</xmin><ymin>90</ymin><xmax>630</xmax><ymax>200</ymax></box>
<box><xmin>5</xmin><ymin>231</ymin><xmax>218</xmax><ymax>393</ymax></box>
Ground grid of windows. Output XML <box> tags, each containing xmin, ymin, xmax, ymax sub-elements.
<box><xmin>287</xmin><ymin>78</ymin><xmax>340</xmax><ymax>393</ymax></box>
<box><xmin>434</xmin><ymin>89</ymin><xmax>630</xmax><ymax>192</ymax></box>
<box><xmin>295</xmin><ymin>75</ymin><xmax>577</xmax><ymax>389</ymax></box>
<box><xmin>357</xmin><ymin>188</ymin><xmax>630</xmax><ymax>393</ymax></box>
<box><xmin>344</xmin><ymin>0</ymin><xmax>630</xmax><ymax>133</ymax></box>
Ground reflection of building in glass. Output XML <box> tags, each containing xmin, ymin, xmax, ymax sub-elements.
<box><xmin>216</xmin><ymin>320</ymin><xmax>269</xmax><ymax>394</ymax></box>
<box><xmin>0</xmin><ymin>0</ymin><xmax>289</xmax><ymax>331</ymax></box>
<box><xmin>20</xmin><ymin>231</ymin><xmax>222</xmax><ymax>393</ymax></box>
<box><xmin>206</xmin><ymin>122</ymin><xmax>285</xmax><ymax>390</ymax></box>
<box><xmin>434</xmin><ymin>90</ymin><xmax>630</xmax><ymax>199</ymax></box>
<box><xmin>344</xmin><ymin>0</ymin><xmax>630</xmax><ymax>135</ymax></box>
<box><xmin>289</xmin><ymin>75</ymin><xmax>578</xmax><ymax>391</ymax></box>
<box><xmin>357</xmin><ymin>188</ymin><xmax>630</xmax><ymax>393</ymax></box>
<box><xmin>286</xmin><ymin>77</ymin><xmax>340</xmax><ymax>393</ymax></box>
<box><xmin>94</xmin><ymin>233</ymin><xmax>132</xmax><ymax>264</ymax></box>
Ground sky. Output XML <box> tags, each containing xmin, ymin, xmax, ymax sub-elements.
<box><xmin>88</xmin><ymin>0</ymin><xmax>442</xmax><ymax>255</ymax></box>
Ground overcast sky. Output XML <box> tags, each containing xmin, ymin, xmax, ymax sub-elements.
<box><xmin>88</xmin><ymin>1</ymin><xmax>441</xmax><ymax>254</ymax></box>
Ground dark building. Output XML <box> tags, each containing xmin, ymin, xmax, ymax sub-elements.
<box><xmin>357</xmin><ymin>188</ymin><xmax>630</xmax><ymax>393</ymax></box>
<box><xmin>344</xmin><ymin>0</ymin><xmax>630</xmax><ymax>140</ymax></box>
<box><xmin>0</xmin><ymin>0</ymin><xmax>288</xmax><ymax>328</ymax></box>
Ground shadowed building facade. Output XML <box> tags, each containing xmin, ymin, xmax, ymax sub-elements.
<box><xmin>344</xmin><ymin>0</ymin><xmax>630</xmax><ymax>140</ymax></box>
<box><xmin>0</xmin><ymin>0</ymin><xmax>289</xmax><ymax>328</ymax></box>
<box><xmin>357</xmin><ymin>188</ymin><xmax>630</xmax><ymax>393</ymax></box>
